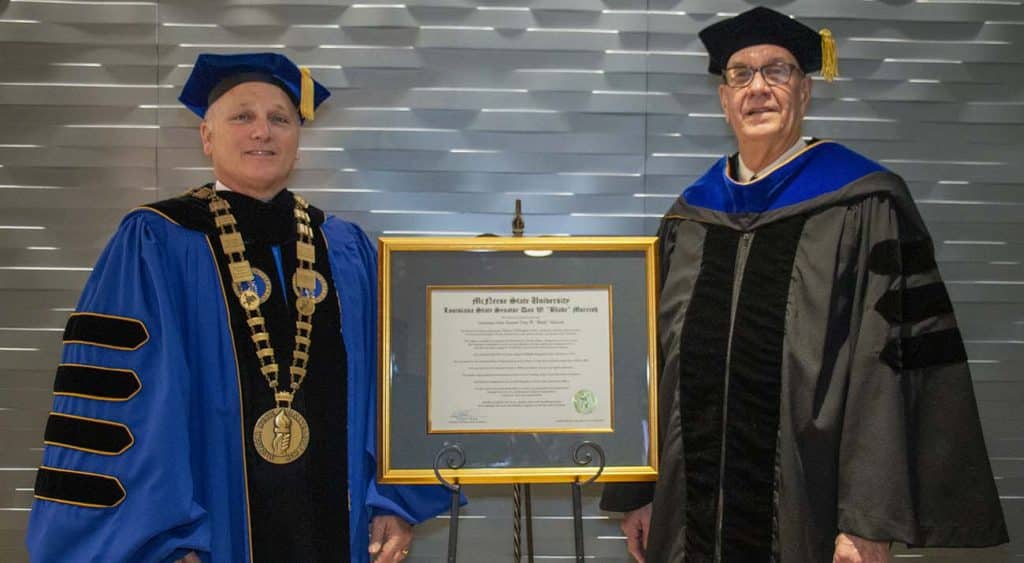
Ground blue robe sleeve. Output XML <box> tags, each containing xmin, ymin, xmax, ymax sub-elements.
<box><xmin>26</xmin><ymin>212</ymin><xmax>212</xmax><ymax>562</ymax></box>
<box><xmin>322</xmin><ymin>218</ymin><xmax>458</xmax><ymax>555</ymax></box>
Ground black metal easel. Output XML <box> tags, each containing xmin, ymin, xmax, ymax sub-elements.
<box><xmin>511</xmin><ymin>200</ymin><xmax>535</xmax><ymax>563</ymax></box>
<box><xmin>570</xmin><ymin>441</ymin><xmax>607</xmax><ymax>562</ymax></box>
<box><xmin>449</xmin><ymin>202</ymin><xmax>606</xmax><ymax>562</ymax></box>
<box><xmin>433</xmin><ymin>444</ymin><xmax>466</xmax><ymax>563</ymax></box>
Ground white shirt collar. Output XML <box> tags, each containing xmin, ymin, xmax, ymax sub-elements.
<box><xmin>736</xmin><ymin>138</ymin><xmax>806</xmax><ymax>183</ymax></box>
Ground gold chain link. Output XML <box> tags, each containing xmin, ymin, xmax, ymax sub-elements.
<box><xmin>191</xmin><ymin>186</ymin><xmax>318</xmax><ymax>407</ymax></box>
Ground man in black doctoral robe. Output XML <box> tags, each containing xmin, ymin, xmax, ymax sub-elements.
<box><xmin>600</xmin><ymin>7</ymin><xmax>1009</xmax><ymax>562</ymax></box>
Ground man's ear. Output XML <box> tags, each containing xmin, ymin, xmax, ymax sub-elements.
<box><xmin>200</xmin><ymin>120</ymin><xmax>213</xmax><ymax>156</ymax></box>
<box><xmin>718</xmin><ymin>83</ymin><xmax>730</xmax><ymax>124</ymax></box>
<box><xmin>799</xmin><ymin>75</ymin><xmax>812</xmax><ymax>114</ymax></box>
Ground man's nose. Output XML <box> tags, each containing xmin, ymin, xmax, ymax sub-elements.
<box><xmin>250</xmin><ymin>118</ymin><xmax>272</xmax><ymax>140</ymax></box>
<box><xmin>747</xmin><ymin>68</ymin><xmax>772</xmax><ymax>92</ymax></box>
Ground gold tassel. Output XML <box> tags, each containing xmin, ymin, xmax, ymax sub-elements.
<box><xmin>299</xmin><ymin>66</ymin><xmax>315</xmax><ymax>121</ymax></box>
<box><xmin>819</xmin><ymin>28</ymin><xmax>838</xmax><ymax>82</ymax></box>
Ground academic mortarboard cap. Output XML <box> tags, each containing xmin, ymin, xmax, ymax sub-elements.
<box><xmin>178</xmin><ymin>52</ymin><xmax>331</xmax><ymax>122</ymax></box>
<box><xmin>698</xmin><ymin>7</ymin><xmax>838</xmax><ymax>81</ymax></box>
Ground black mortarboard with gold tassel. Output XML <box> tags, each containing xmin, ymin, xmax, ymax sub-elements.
<box><xmin>698</xmin><ymin>6</ymin><xmax>839</xmax><ymax>82</ymax></box>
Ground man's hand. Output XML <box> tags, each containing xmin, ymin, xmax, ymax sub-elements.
<box><xmin>833</xmin><ymin>533</ymin><xmax>890</xmax><ymax>563</ymax></box>
<box><xmin>175</xmin><ymin>552</ymin><xmax>201</xmax><ymax>563</ymax></box>
<box><xmin>621</xmin><ymin>503</ymin><xmax>653</xmax><ymax>563</ymax></box>
<box><xmin>369</xmin><ymin>514</ymin><xmax>414</xmax><ymax>562</ymax></box>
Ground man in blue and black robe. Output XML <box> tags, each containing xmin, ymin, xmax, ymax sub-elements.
<box><xmin>600</xmin><ymin>8</ymin><xmax>1008</xmax><ymax>563</ymax></box>
<box><xmin>26</xmin><ymin>52</ymin><xmax>450</xmax><ymax>563</ymax></box>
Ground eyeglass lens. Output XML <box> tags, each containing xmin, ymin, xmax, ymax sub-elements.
<box><xmin>725</xmin><ymin>63</ymin><xmax>794</xmax><ymax>87</ymax></box>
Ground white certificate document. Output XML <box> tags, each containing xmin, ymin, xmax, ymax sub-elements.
<box><xmin>427</xmin><ymin>285</ymin><xmax>613</xmax><ymax>433</ymax></box>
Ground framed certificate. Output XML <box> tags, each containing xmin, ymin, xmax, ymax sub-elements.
<box><xmin>379</xmin><ymin>237</ymin><xmax>658</xmax><ymax>484</ymax></box>
<box><xmin>427</xmin><ymin>284</ymin><xmax>614</xmax><ymax>434</ymax></box>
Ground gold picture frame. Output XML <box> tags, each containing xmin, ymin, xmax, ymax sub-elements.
<box><xmin>379</xmin><ymin>236</ymin><xmax>658</xmax><ymax>485</ymax></box>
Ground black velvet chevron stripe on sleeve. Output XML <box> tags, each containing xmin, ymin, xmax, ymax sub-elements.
<box><xmin>43</xmin><ymin>413</ymin><xmax>134</xmax><ymax>455</ymax></box>
<box><xmin>874</xmin><ymin>283</ymin><xmax>954</xmax><ymax>325</ymax></box>
<box><xmin>867</xmin><ymin>238</ymin><xmax>938</xmax><ymax>277</ymax></box>
<box><xmin>34</xmin><ymin>466</ymin><xmax>126</xmax><ymax>508</ymax></box>
<box><xmin>881</xmin><ymin>328</ymin><xmax>968</xmax><ymax>371</ymax></box>
<box><xmin>63</xmin><ymin>313</ymin><xmax>149</xmax><ymax>351</ymax></box>
<box><xmin>54</xmin><ymin>364</ymin><xmax>141</xmax><ymax>401</ymax></box>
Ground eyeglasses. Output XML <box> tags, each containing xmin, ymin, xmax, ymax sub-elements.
<box><xmin>723</xmin><ymin>62</ymin><xmax>801</xmax><ymax>88</ymax></box>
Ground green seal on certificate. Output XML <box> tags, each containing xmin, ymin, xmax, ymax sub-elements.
<box><xmin>573</xmin><ymin>389</ymin><xmax>597</xmax><ymax>415</ymax></box>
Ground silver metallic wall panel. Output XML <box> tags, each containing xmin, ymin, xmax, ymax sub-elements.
<box><xmin>0</xmin><ymin>0</ymin><xmax>1020</xmax><ymax>561</ymax></box>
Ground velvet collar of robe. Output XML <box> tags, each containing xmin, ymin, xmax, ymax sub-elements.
<box><xmin>682</xmin><ymin>140</ymin><xmax>886</xmax><ymax>214</ymax></box>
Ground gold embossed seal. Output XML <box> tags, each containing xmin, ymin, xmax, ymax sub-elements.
<box><xmin>253</xmin><ymin>406</ymin><xmax>310</xmax><ymax>464</ymax></box>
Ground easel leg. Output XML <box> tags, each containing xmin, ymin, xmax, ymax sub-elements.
<box><xmin>571</xmin><ymin>481</ymin><xmax>584</xmax><ymax>562</ymax></box>
<box><xmin>513</xmin><ymin>484</ymin><xmax>522</xmax><ymax>561</ymax></box>
<box><xmin>525</xmin><ymin>484</ymin><xmax>534</xmax><ymax>563</ymax></box>
<box><xmin>447</xmin><ymin>484</ymin><xmax>461</xmax><ymax>563</ymax></box>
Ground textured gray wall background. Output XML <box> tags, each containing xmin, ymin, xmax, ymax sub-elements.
<box><xmin>0</xmin><ymin>0</ymin><xmax>1020</xmax><ymax>561</ymax></box>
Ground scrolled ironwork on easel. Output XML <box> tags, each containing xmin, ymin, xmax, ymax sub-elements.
<box><xmin>571</xmin><ymin>440</ymin><xmax>606</xmax><ymax>485</ymax></box>
<box><xmin>433</xmin><ymin>443</ymin><xmax>466</xmax><ymax>563</ymax></box>
<box><xmin>432</xmin><ymin>443</ymin><xmax>466</xmax><ymax>491</ymax></box>
<box><xmin>570</xmin><ymin>441</ymin><xmax>606</xmax><ymax>562</ymax></box>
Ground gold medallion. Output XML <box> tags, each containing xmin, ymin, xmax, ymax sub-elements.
<box><xmin>253</xmin><ymin>407</ymin><xmax>310</xmax><ymax>464</ymax></box>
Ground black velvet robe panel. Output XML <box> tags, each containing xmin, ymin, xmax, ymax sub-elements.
<box><xmin>148</xmin><ymin>188</ymin><xmax>351</xmax><ymax>563</ymax></box>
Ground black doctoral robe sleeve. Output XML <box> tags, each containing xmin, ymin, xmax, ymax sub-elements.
<box><xmin>600</xmin><ymin>217</ymin><xmax>681</xmax><ymax>514</ymax></box>
<box><xmin>836</xmin><ymin>188</ymin><xmax>1009</xmax><ymax>547</ymax></box>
